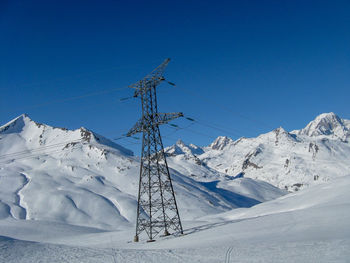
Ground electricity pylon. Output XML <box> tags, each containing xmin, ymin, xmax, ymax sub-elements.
<box><xmin>127</xmin><ymin>58</ymin><xmax>183</xmax><ymax>242</ymax></box>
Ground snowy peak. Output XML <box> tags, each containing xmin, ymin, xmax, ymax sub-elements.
<box><xmin>209</xmin><ymin>136</ymin><xmax>234</xmax><ymax>150</ymax></box>
<box><xmin>259</xmin><ymin>127</ymin><xmax>293</xmax><ymax>141</ymax></box>
<box><xmin>271</xmin><ymin>127</ymin><xmax>298</xmax><ymax>145</ymax></box>
<box><xmin>0</xmin><ymin>114</ymin><xmax>133</xmax><ymax>156</ymax></box>
<box><xmin>165</xmin><ymin>139</ymin><xmax>204</xmax><ymax>156</ymax></box>
<box><xmin>297</xmin><ymin>112</ymin><xmax>349</xmax><ymax>139</ymax></box>
<box><xmin>0</xmin><ymin>114</ymin><xmax>39</xmax><ymax>134</ymax></box>
<box><xmin>274</xmin><ymin>127</ymin><xmax>288</xmax><ymax>135</ymax></box>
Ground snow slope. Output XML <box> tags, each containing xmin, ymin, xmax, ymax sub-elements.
<box><xmin>1</xmin><ymin>175</ymin><xmax>349</xmax><ymax>262</ymax></box>
<box><xmin>166</xmin><ymin>112</ymin><xmax>350</xmax><ymax>191</ymax></box>
<box><xmin>0</xmin><ymin>113</ymin><xmax>349</xmax><ymax>262</ymax></box>
<box><xmin>0</xmin><ymin>114</ymin><xmax>285</xmax><ymax>232</ymax></box>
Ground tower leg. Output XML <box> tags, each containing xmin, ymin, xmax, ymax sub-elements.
<box><xmin>134</xmin><ymin>235</ymin><xmax>139</xmax><ymax>242</ymax></box>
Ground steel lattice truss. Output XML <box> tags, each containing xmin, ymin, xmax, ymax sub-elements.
<box><xmin>127</xmin><ymin>58</ymin><xmax>183</xmax><ymax>242</ymax></box>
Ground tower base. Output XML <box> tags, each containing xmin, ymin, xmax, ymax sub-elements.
<box><xmin>133</xmin><ymin>235</ymin><xmax>139</xmax><ymax>242</ymax></box>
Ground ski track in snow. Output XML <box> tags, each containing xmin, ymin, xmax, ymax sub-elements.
<box><xmin>0</xmin><ymin>238</ymin><xmax>349</xmax><ymax>263</ymax></box>
<box><xmin>15</xmin><ymin>173</ymin><xmax>30</xmax><ymax>220</ymax></box>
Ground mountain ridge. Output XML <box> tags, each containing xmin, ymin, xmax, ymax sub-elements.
<box><xmin>0</xmin><ymin>113</ymin><xmax>285</xmax><ymax>230</ymax></box>
<box><xmin>166</xmin><ymin>112</ymin><xmax>350</xmax><ymax>191</ymax></box>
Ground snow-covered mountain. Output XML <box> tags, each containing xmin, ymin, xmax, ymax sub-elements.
<box><xmin>294</xmin><ymin>112</ymin><xmax>350</xmax><ymax>139</ymax></box>
<box><xmin>0</xmin><ymin>114</ymin><xmax>285</xmax><ymax>231</ymax></box>
<box><xmin>0</xmin><ymin>113</ymin><xmax>350</xmax><ymax>262</ymax></box>
<box><xmin>165</xmin><ymin>112</ymin><xmax>350</xmax><ymax>191</ymax></box>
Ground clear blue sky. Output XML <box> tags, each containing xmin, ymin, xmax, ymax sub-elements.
<box><xmin>1</xmin><ymin>0</ymin><xmax>349</xmax><ymax>154</ymax></box>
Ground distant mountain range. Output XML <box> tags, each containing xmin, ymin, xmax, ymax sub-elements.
<box><xmin>0</xmin><ymin>112</ymin><xmax>348</xmax><ymax>230</ymax></box>
<box><xmin>165</xmin><ymin>112</ymin><xmax>350</xmax><ymax>191</ymax></box>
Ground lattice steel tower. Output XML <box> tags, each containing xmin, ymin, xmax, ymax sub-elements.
<box><xmin>127</xmin><ymin>58</ymin><xmax>183</xmax><ymax>242</ymax></box>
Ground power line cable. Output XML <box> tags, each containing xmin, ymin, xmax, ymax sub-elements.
<box><xmin>168</xmin><ymin>123</ymin><xmax>218</xmax><ymax>139</ymax></box>
<box><xmin>9</xmin><ymin>75</ymin><xmax>175</xmax><ymax>120</ymax></box>
<box><xmin>0</xmin><ymin>139</ymin><xmax>83</xmax><ymax>159</ymax></box>
<box><xmin>5</xmin><ymin>60</ymin><xmax>164</xmax><ymax>90</ymax></box>
<box><xmin>16</xmin><ymin>86</ymin><xmax>130</xmax><ymax>111</ymax></box>
<box><xmin>178</xmin><ymin>86</ymin><xmax>274</xmax><ymax>130</ymax></box>
<box><xmin>9</xmin><ymin>61</ymin><xmax>177</xmax><ymax>113</ymax></box>
<box><xmin>0</xmin><ymin>144</ymin><xmax>83</xmax><ymax>164</ymax></box>
<box><xmin>183</xmin><ymin>116</ymin><xmax>244</xmax><ymax>138</ymax></box>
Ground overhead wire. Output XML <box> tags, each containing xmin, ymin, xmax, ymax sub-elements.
<box><xmin>165</xmin><ymin>121</ymin><xmax>218</xmax><ymax>140</ymax></box>
<box><xmin>10</xmin><ymin>64</ymin><xmax>176</xmax><ymax>113</ymax></box>
<box><xmin>111</xmin><ymin>122</ymin><xmax>194</xmax><ymax>148</ymax></box>
<box><xmin>0</xmin><ymin>143</ymin><xmax>83</xmax><ymax>164</ymax></box>
<box><xmin>177</xmin><ymin>85</ymin><xmax>274</xmax><ymax>131</ymax></box>
<box><xmin>0</xmin><ymin>139</ymin><xmax>83</xmax><ymax>160</ymax></box>
<box><xmin>14</xmin><ymin>86</ymin><xmax>130</xmax><ymax>111</ymax></box>
<box><xmin>5</xmin><ymin>60</ymin><xmax>164</xmax><ymax>90</ymax></box>
<box><xmin>111</xmin><ymin>113</ymin><xmax>242</xmax><ymax>147</ymax></box>
<box><xmin>182</xmin><ymin>116</ymin><xmax>243</xmax><ymax>139</ymax></box>
<box><xmin>186</xmin><ymin>115</ymin><xmax>249</xmax><ymax>138</ymax></box>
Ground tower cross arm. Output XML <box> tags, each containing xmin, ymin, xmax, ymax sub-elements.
<box><xmin>129</xmin><ymin>58</ymin><xmax>171</xmax><ymax>98</ymax></box>
<box><xmin>126</xmin><ymin>112</ymin><xmax>183</xmax><ymax>137</ymax></box>
<box><xmin>156</xmin><ymin>112</ymin><xmax>183</xmax><ymax>125</ymax></box>
<box><xmin>126</xmin><ymin>118</ymin><xmax>144</xmax><ymax>137</ymax></box>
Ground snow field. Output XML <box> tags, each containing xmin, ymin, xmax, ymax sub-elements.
<box><xmin>0</xmin><ymin>113</ymin><xmax>350</xmax><ymax>262</ymax></box>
